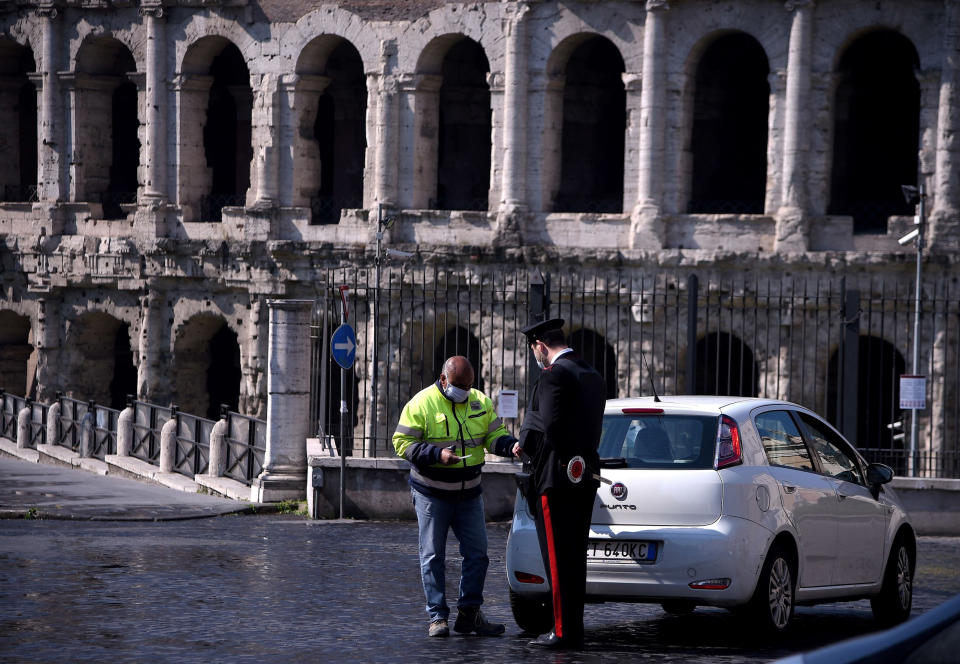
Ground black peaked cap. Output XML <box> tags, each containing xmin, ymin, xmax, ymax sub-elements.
<box><xmin>521</xmin><ymin>318</ymin><xmax>564</xmax><ymax>343</ymax></box>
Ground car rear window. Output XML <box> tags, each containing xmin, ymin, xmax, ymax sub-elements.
<box><xmin>598</xmin><ymin>414</ymin><xmax>718</xmax><ymax>469</ymax></box>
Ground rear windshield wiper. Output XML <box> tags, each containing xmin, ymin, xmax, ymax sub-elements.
<box><xmin>600</xmin><ymin>457</ymin><xmax>627</xmax><ymax>469</ymax></box>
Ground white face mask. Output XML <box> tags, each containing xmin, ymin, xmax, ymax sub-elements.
<box><xmin>442</xmin><ymin>376</ymin><xmax>470</xmax><ymax>403</ymax></box>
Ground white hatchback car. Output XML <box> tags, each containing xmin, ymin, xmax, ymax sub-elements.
<box><xmin>506</xmin><ymin>396</ymin><xmax>915</xmax><ymax>634</ymax></box>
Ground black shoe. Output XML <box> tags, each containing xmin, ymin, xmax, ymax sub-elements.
<box><xmin>528</xmin><ymin>630</ymin><xmax>584</xmax><ymax>650</ymax></box>
<box><xmin>453</xmin><ymin>607</ymin><xmax>505</xmax><ymax>636</ymax></box>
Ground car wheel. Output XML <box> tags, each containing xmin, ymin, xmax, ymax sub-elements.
<box><xmin>509</xmin><ymin>589</ymin><xmax>553</xmax><ymax>635</ymax></box>
<box><xmin>661</xmin><ymin>600</ymin><xmax>696</xmax><ymax>616</ymax></box>
<box><xmin>749</xmin><ymin>545</ymin><xmax>795</xmax><ymax>633</ymax></box>
<box><xmin>871</xmin><ymin>537</ymin><xmax>913</xmax><ymax>626</ymax></box>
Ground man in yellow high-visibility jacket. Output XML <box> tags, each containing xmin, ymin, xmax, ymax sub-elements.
<box><xmin>393</xmin><ymin>355</ymin><xmax>517</xmax><ymax>638</ymax></box>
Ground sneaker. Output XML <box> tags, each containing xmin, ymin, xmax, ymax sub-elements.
<box><xmin>453</xmin><ymin>607</ymin><xmax>505</xmax><ymax>636</ymax></box>
<box><xmin>428</xmin><ymin>619</ymin><xmax>449</xmax><ymax>637</ymax></box>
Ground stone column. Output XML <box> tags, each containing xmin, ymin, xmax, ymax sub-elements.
<box><xmin>374</xmin><ymin>40</ymin><xmax>398</xmax><ymax>209</ymax></box>
<box><xmin>930</xmin><ymin>0</ymin><xmax>960</xmax><ymax>251</ymax></box>
<box><xmin>137</xmin><ymin>288</ymin><xmax>169</xmax><ymax>403</ymax></box>
<box><xmin>280</xmin><ymin>74</ymin><xmax>330</xmax><ymax>209</ymax></box>
<box><xmin>532</xmin><ymin>72</ymin><xmax>564</xmax><ymax>211</ymax></box>
<box><xmin>410</xmin><ymin>74</ymin><xmax>442</xmax><ymax>209</ymax></box>
<box><xmin>631</xmin><ymin>0</ymin><xmax>670</xmax><ymax>249</ymax></box>
<box><xmin>37</xmin><ymin>6</ymin><xmax>63</xmax><ymax>204</ymax></box>
<box><xmin>250</xmin><ymin>299</ymin><xmax>313</xmax><ymax>503</ymax></box>
<box><xmin>250</xmin><ymin>73</ymin><xmax>280</xmax><ymax>210</ymax></box>
<box><xmin>622</xmin><ymin>72</ymin><xmax>643</xmax><ymax>214</ymax></box>
<box><xmin>775</xmin><ymin>0</ymin><xmax>815</xmax><ymax>252</ymax></box>
<box><xmin>141</xmin><ymin>4</ymin><xmax>167</xmax><ymax>202</ymax></box>
<box><xmin>33</xmin><ymin>297</ymin><xmax>61</xmax><ymax>403</ymax></box>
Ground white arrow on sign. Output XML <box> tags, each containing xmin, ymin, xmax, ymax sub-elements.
<box><xmin>334</xmin><ymin>337</ymin><xmax>355</xmax><ymax>354</ymax></box>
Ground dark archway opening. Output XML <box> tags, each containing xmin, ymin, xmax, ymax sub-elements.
<box><xmin>554</xmin><ymin>36</ymin><xmax>625</xmax><ymax>213</ymax></box>
<box><xmin>828</xmin><ymin>30</ymin><xmax>920</xmax><ymax>233</ymax></box>
<box><xmin>694</xmin><ymin>331</ymin><xmax>759</xmax><ymax>397</ymax></box>
<box><xmin>0</xmin><ymin>41</ymin><xmax>37</xmax><ymax>202</ymax></box>
<box><xmin>436</xmin><ymin>38</ymin><xmax>490</xmax><ymax>211</ymax></box>
<box><xmin>568</xmin><ymin>328</ymin><xmax>617</xmax><ymax>398</ymax></box>
<box><xmin>0</xmin><ymin>311</ymin><xmax>32</xmax><ymax>397</ymax></box>
<box><xmin>104</xmin><ymin>80</ymin><xmax>140</xmax><ymax>219</ymax></box>
<box><xmin>207</xmin><ymin>324</ymin><xmax>241</xmax><ymax>420</ymax></box>
<box><xmin>432</xmin><ymin>326</ymin><xmax>484</xmax><ymax>394</ymax></box>
<box><xmin>827</xmin><ymin>336</ymin><xmax>906</xmax><ymax>471</ymax></box>
<box><xmin>311</xmin><ymin>41</ymin><xmax>366</xmax><ymax>224</ymax></box>
<box><xmin>203</xmin><ymin>44</ymin><xmax>251</xmax><ymax>221</ymax></box>
<box><xmin>688</xmin><ymin>32</ymin><xmax>769</xmax><ymax>214</ymax></box>
<box><xmin>109</xmin><ymin>323</ymin><xmax>137</xmax><ymax>410</ymax></box>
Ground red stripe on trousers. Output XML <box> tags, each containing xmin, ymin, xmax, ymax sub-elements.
<box><xmin>540</xmin><ymin>494</ymin><xmax>563</xmax><ymax>638</ymax></box>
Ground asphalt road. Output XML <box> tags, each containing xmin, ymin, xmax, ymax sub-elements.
<box><xmin>1</xmin><ymin>456</ymin><xmax>958</xmax><ymax>663</ymax></box>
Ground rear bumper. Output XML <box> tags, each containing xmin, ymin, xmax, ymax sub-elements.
<box><xmin>506</xmin><ymin>490</ymin><xmax>772</xmax><ymax>608</ymax></box>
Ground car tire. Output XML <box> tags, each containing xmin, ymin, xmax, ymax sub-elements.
<box><xmin>509</xmin><ymin>589</ymin><xmax>553</xmax><ymax>635</ymax></box>
<box><xmin>749</xmin><ymin>544</ymin><xmax>796</xmax><ymax>633</ymax></box>
<box><xmin>871</xmin><ymin>536</ymin><xmax>913</xmax><ymax>626</ymax></box>
<box><xmin>661</xmin><ymin>600</ymin><xmax>696</xmax><ymax>616</ymax></box>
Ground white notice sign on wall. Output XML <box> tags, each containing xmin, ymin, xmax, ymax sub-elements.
<box><xmin>498</xmin><ymin>390</ymin><xmax>518</xmax><ymax>419</ymax></box>
<box><xmin>900</xmin><ymin>375</ymin><xmax>926</xmax><ymax>410</ymax></box>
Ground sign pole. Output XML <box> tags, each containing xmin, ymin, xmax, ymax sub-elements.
<box><xmin>339</xmin><ymin>286</ymin><xmax>349</xmax><ymax>519</ymax></box>
<box><xmin>908</xmin><ymin>185</ymin><xmax>925</xmax><ymax>476</ymax></box>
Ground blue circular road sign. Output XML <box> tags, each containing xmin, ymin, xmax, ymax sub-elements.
<box><xmin>331</xmin><ymin>323</ymin><xmax>357</xmax><ymax>369</ymax></box>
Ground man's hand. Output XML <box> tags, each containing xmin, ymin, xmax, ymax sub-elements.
<box><xmin>440</xmin><ymin>447</ymin><xmax>462</xmax><ymax>465</ymax></box>
<box><xmin>512</xmin><ymin>442</ymin><xmax>522</xmax><ymax>458</ymax></box>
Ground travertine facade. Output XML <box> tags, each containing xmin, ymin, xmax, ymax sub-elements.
<box><xmin>1</xmin><ymin>1</ymin><xmax>958</xmax><ymax>459</ymax></box>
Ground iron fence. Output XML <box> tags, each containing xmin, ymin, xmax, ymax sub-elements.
<box><xmin>310</xmin><ymin>266</ymin><xmax>960</xmax><ymax>478</ymax></box>
<box><xmin>90</xmin><ymin>404</ymin><xmax>119</xmax><ymax>459</ymax></box>
<box><xmin>57</xmin><ymin>397</ymin><xmax>91</xmax><ymax>452</ymax></box>
<box><xmin>223</xmin><ymin>410</ymin><xmax>266</xmax><ymax>484</ymax></box>
<box><xmin>131</xmin><ymin>401</ymin><xmax>171</xmax><ymax>464</ymax></box>
<box><xmin>171</xmin><ymin>408</ymin><xmax>212</xmax><ymax>478</ymax></box>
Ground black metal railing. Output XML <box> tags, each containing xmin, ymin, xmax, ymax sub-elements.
<box><xmin>223</xmin><ymin>410</ymin><xmax>266</xmax><ymax>484</ymax></box>
<box><xmin>90</xmin><ymin>404</ymin><xmax>120</xmax><ymax>459</ymax></box>
<box><xmin>131</xmin><ymin>401</ymin><xmax>171</xmax><ymax>464</ymax></box>
<box><xmin>57</xmin><ymin>396</ymin><xmax>92</xmax><ymax>452</ymax></box>
<box><xmin>171</xmin><ymin>407</ymin><xmax>213</xmax><ymax>478</ymax></box>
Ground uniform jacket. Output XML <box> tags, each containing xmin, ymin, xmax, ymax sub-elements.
<box><xmin>393</xmin><ymin>382</ymin><xmax>516</xmax><ymax>500</ymax></box>
<box><xmin>519</xmin><ymin>352</ymin><xmax>606</xmax><ymax>494</ymax></box>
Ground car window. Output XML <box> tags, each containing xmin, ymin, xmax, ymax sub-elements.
<box><xmin>797</xmin><ymin>412</ymin><xmax>865</xmax><ymax>485</ymax></box>
<box><xmin>754</xmin><ymin>410</ymin><xmax>814</xmax><ymax>471</ymax></box>
<box><xmin>598</xmin><ymin>414</ymin><xmax>717</xmax><ymax>469</ymax></box>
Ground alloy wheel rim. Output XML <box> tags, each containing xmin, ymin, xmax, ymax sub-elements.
<box><xmin>768</xmin><ymin>557</ymin><xmax>793</xmax><ymax>629</ymax></box>
<box><xmin>896</xmin><ymin>546</ymin><xmax>912</xmax><ymax>609</ymax></box>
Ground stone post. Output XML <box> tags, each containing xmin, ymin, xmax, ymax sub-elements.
<box><xmin>46</xmin><ymin>399</ymin><xmax>60</xmax><ymax>447</ymax></box>
<box><xmin>141</xmin><ymin>4</ymin><xmax>167</xmax><ymax>202</ymax></box>
<box><xmin>17</xmin><ymin>403</ymin><xmax>31</xmax><ymax>450</ymax></box>
<box><xmin>37</xmin><ymin>5</ymin><xmax>63</xmax><ymax>204</ymax></box>
<box><xmin>930</xmin><ymin>0</ymin><xmax>960</xmax><ymax>251</ymax></box>
<box><xmin>250</xmin><ymin>299</ymin><xmax>313</xmax><ymax>503</ymax></box>
<box><xmin>776</xmin><ymin>0</ymin><xmax>815</xmax><ymax>252</ymax></box>
<box><xmin>116</xmin><ymin>400</ymin><xmax>134</xmax><ymax>456</ymax></box>
<box><xmin>159</xmin><ymin>409</ymin><xmax>177</xmax><ymax>473</ymax></box>
<box><xmin>34</xmin><ymin>297</ymin><xmax>61</xmax><ymax>403</ymax></box>
<box><xmin>250</xmin><ymin>73</ymin><xmax>280</xmax><ymax>210</ymax></box>
<box><xmin>631</xmin><ymin>0</ymin><xmax>670</xmax><ymax>249</ymax></box>
<box><xmin>208</xmin><ymin>413</ymin><xmax>228</xmax><ymax>477</ymax></box>
<box><xmin>496</xmin><ymin>1</ymin><xmax>531</xmax><ymax>243</ymax></box>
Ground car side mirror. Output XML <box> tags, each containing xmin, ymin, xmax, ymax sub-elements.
<box><xmin>866</xmin><ymin>462</ymin><xmax>894</xmax><ymax>486</ymax></box>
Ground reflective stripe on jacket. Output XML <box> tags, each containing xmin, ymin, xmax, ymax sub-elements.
<box><xmin>392</xmin><ymin>382</ymin><xmax>515</xmax><ymax>499</ymax></box>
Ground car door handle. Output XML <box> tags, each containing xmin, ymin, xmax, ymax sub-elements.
<box><xmin>782</xmin><ymin>484</ymin><xmax>796</xmax><ymax>494</ymax></box>
<box><xmin>838</xmin><ymin>493</ymin><xmax>848</xmax><ymax>501</ymax></box>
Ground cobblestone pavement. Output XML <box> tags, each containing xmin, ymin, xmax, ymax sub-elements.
<box><xmin>1</xmin><ymin>517</ymin><xmax>958</xmax><ymax>664</ymax></box>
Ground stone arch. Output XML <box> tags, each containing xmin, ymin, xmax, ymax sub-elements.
<box><xmin>70</xmin><ymin>35</ymin><xmax>140</xmax><ymax>218</ymax></box>
<box><xmin>66</xmin><ymin>311</ymin><xmax>137</xmax><ymax>410</ymax></box>
<box><xmin>694</xmin><ymin>331</ymin><xmax>759</xmax><ymax>398</ymax></box>
<box><xmin>827</xmin><ymin>335</ymin><xmax>906</xmax><ymax>470</ymax></box>
<box><xmin>173</xmin><ymin>313</ymin><xmax>241</xmax><ymax>420</ymax></box>
<box><xmin>432</xmin><ymin>325</ymin><xmax>484</xmax><ymax>394</ymax></box>
<box><xmin>687</xmin><ymin>31</ymin><xmax>769</xmax><ymax>214</ymax></box>
<box><xmin>828</xmin><ymin>29</ymin><xmax>920</xmax><ymax>233</ymax></box>
<box><xmin>568</xmin><ymin>327</ymin><xmax>617</xmax><ymax>399</ymax></box>
<box><xmin>0</xmin><ymin>310</ymin><xmax>32</xmax><ymax>398</ymax></box>
<box><xmin>177</xmin><ymin>36</ymin><xmax>252</xmax><ymax>221</ymax></box>
<box><xmin>0</xmin><ymin>38</ymin><xmax>37</xmax><ymax>203</ymax></box>
<box><xmin>546</xmin><ymin>33</ymin><xmax>625</xmax><ymax>214</ymax></box>
<box><xmin>294</xmin><ymin>36</ymin><xmax>367</xmax><ymax>223</ymax></box>
<box><xmin>412</xmin><ymin>34</ymin><xmax>491</xmax><ymax>211</ymax></box>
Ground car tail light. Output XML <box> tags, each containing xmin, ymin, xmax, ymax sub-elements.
<box><xmin>514</xmin><ymin>571</ymin><xmax>545</xmax><ymax>584</ymax></box>
<box><xmin>715</xmin><ymin>415</ymin><xmax>742</xmax><ymax>469</ymax></box>
<box><xmin>622</xmin><ymin>408</ymin><xmax>664</xmax><ymax>414</ymax></box>
<box><xmin>689</xmin><ymin>578</ymin><xmax>731</xmax><ymax>590</ymax></box>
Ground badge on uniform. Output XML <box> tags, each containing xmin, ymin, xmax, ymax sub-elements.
<box><xmin>566</xmin><ymin>455</ymin><xmax>586</xmax><ymax>483</ymax></box>
<box><xmin>470</xmin><ymin>401</ymin><xmax>481</xmax><ymax>411</ymax></box>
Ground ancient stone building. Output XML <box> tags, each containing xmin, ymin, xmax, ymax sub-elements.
<box><xmin>1</xmin><ymin>1</ymin><xmax>959</xmax><ymax>468</ymax></box>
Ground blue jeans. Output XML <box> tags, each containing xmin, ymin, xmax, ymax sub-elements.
<box><xmin>411</xmin><ymin>488</ymin><xmax>489</xmax><ymax>622</ymax></box>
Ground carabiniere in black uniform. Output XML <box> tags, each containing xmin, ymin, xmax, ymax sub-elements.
<box><xmin>517</xmin><ymin>318</ymin><xmax>606</xmax><ymax>649</ymax></box>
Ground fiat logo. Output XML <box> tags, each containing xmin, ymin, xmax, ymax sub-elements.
<box><xmin>611</xmin><ymin>482</ymin><xmax>628</xmax><ymax>500</ymax></box>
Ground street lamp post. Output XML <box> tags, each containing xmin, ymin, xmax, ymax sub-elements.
<box><xmin>899</xmin><ymin>184</ymin><xmax>925</xmax><ymax>476</ymax></box>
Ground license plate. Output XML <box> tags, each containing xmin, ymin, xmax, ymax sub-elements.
<box><xmin>587</xmin><ymin>540</ymin><xmax>657</xmax><ymax>562</ymax></box>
